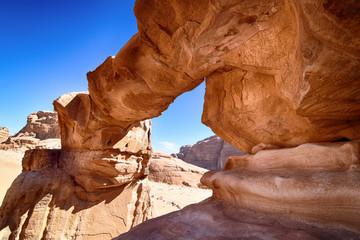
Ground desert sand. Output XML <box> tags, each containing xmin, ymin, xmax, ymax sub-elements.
<box><xmin>0</xmin><ymin>150</ymin><xmax>23</xmax><ymax>204</ymax></box>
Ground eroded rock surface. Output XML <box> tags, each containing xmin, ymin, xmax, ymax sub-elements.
<box><xmin>172</xmin><ymin>135</ymin><xmax>246</xmax><ymax>170</ymax></box>
<box><xmin>86</xmin><ymin>0</ymin><xmax>360</xmax><ymax>153</ymax></box>
<box><xmin>116</xmin><ymin>200</ymin><xmax>359</xmax><ymax>240</ymax></box>
<box><xmin>0</xmin><ymin>166</ymin><xmax>152</xmax><ymax>240</ymax></box>
<box><xmin>2</xmin><ymin>0</ymin><xmax>360</xmax><ymax>239</ymax></box>
<box><xmin>202</xmin><ymin>140</ymin><xmax>360</xmax><ymax>233</ymax></box>
<box><xmin>149</xmin><ymin>151</ymin><xmax>208</xmax><ymax>188</ymax></box>
<box><xmin>54</xmin><ymin>92</ymin><xmax>151</xmax><ymax>152</ymax></box>
<box><xmin>0</xmin><ymin>127</ymin><xmax>9</xmax><ymax>143</ymax></box>
<box><xmin>0</xmin><ymin>111</ymin><xmax>61</xmax><ymax>152</ymax></box>
<box><xmin>16</xmin><ymin>111</ymin><xmax>59</xmax><ymax>140</ymax></box>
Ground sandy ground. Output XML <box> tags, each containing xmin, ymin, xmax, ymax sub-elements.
<box><xmin>148</xmin><ymin>181</ymin><xmax>212</xmax><ymax>217</ymax></box>
<box><xmin>0</xmin><ymin>150</ymin><xmax>23</xmax><ymax>204</ymax></box>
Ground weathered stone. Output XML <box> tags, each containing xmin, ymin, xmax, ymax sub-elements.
<box><xmin>85</xmin><ymin>0</ymin><xmax>360</xmax><ymax>153</ymax></box>
<box><xmin>201</xmin><ymin>0</ymin><xmax>360</xmax><ymax>153</ymax></box>
<box><xmin>225</xmin><ymin>140</ymin><xmax>360</xmax><ymax>171</ymax></box>
<box><xmin>0</xmin><ymin>167</ymin><xmax>152</xmax><ymax>240</ymax></box>
<box><xmin>15</xmin><ymin>111</ymin><xmax>59</xmax><ymax>140</ymax></box>
<box><xmin>0</xmin><ymin>111</ymin><xmax>61</xmax><ymax>152</ymax></box>
<box><xmin>0</xmin><ymin>127</ymin><xmax>9</xmax><ymax>143</ymax></box>
<box><xmin>59</xmin><ymin>150</ymin><xmax>150</xmax><ymax>192</ymax></box>
<box><xmin>2</xmin><ymin>0</ymin><xmax>360</xmax><ymax>238</ymax></box>
<box><xmin>202</xmin><ymin>140</ymin><xmax>360</xmax><ymax>233</ymax></box>
<box><xmin>173</xmin><ymin>135</ymin><xmax>245</xmax><ymax>170</ymax></box>
<box><xmin>148</xmin><ymin>151</ymin><xmax>208</xmax><ymax>188</ymax></box>
<box><xmin>54</xmin><ymin>92</ymin><xmax>151</xmax><ymax>152</ymax></box>
<box><xmin>116</xmin><ymin>200</ymin><xmax>359</xmax><ymax>240</ymax></box>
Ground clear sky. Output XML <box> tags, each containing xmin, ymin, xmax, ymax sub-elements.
<box><xmin>0</xmin><ymin>0</ymin><xmax>214</xmax><ymax>154</ymax></box>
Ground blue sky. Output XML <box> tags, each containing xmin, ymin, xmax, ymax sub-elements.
<box><xmin>0</xmin><ymin>0</ymin><xmax>214</xmax><ymax>154</ymax></box>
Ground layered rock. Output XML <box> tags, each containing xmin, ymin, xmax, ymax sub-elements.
<box><xmin>53</xmin><ymin>92</ymin><xmax>151</xmax><ymax>152</ymax></box>
<box><xmin>0</xmin><ymin>91</ymin><xmax>210</xmax><ymax>239</ymax></box>
<box><xmin>172</xmin><ymin>135</ymin><xmax>246</xmax><ymax>170</ymax></box>
<box><xmin>117</xmin><ymin>141</ymin><xmax>360</xmax><ymax>239</ymax></box>
<box><xmin>202</xmin><ymin>140</ymin><xmax>360</xmax><ymax>233</ymax></box>
<box><xmin>149</xmin><ymin>151</ymin><xmax>208</xmax><ymax>188</ymax></box>
<box><xmin>0</xmin><ymin>111</ymin><xmax>61</xmax><ymax>152</ymax></box>
<box><xmin>0</xmin><ymin>127</ymin><xmax>9</xmax><ymax>143</ymax></box>
<box><xmin>0</xmin><ymin>92</ymin><xmax>154</xmax><ymax>239</ymax></box>
<box><xmin>15</xmin><ymin>111</ymin><xmax>59</xmax><ymax>140</ymax></box>
<box><xmin>1</xmin><ymin>0</ymin><xmax>360</xmax><ymax>238</ymax></box>
<box><xmin>0</xmin><ymin>165</ymin><xmax>152</xmax><ymax>239</ymax></box>
<box><xmin>116</xmin><ymin>199</ymin><xmax>359</xmax><ymax>240</ymax></box>
<box><xmin>85</xmin><ymin>0</ymin><xmax>360</xmax><ymax>153</ymax></box>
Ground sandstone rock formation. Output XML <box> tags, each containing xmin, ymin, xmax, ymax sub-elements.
<box><xmin>172</xmin><ymin>135</ymin><xmax>246</xmax><ymax>170</ymax></box>
<box><xmin>0</xmin><ymin>127</ymin><xmax>9</xmax><ymax>143</ymax></box>
<box><xmin>0</xmin><ymin>165</ymin><xmax>151</xmax><ymax>239</ymax></box>
<box><xmin>117</xmin><ymin>140</ymin><xmax>360</xmax><ymax>239</ymax></box>
<box><xmin>0</xmin><ymin>92</ymin><xmax>210</xmax><ymax>239</ymax></box>
<box><xmin>2</xmin><ymin>0</ymin><xmax>360</xmax><ymax>239</ymax></box>
<box><xmin>116</xmin><ymin>199</ymin><xmax>359</xmax><ymax>240</ymax></box>
<box><xmin>202</xmin><ymin>140</ymin><xmax>360</xmax><ymax>233</ymax></box>
<box><xmin>86</xmin><ymin>0</ymin><xmax>360</xmax><ymax>153</ymax></box>
<box><xmin>0</xmin><ymin>111</ymin><xmax>61</xmax><ymax>152</ymax></box>
<box><xmin>54</xmin><ymin>92</ymin><xmax>151</xmax><ymax>152</ymax></box>
<box><xmin>149</xmin><ymin>151</ymin><xmax>208</xmax><ymax>187</ymax></box>
<box><xmin>16</xmin><ymin>111</ymin><xmax>59</xmax><ymax>140</ymax></box>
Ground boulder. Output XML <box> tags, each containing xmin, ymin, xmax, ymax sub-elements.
<box><xmin>173</xmin><ymin>135</ymin><xmax>245</xmax><ymax>170</ymax></box>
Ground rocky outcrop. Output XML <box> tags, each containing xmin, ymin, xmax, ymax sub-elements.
<box><xmin>53</xmin><ymin>92</ymin><xmax>151</xmax><ymax>152</ymax></box>
<box><xmin>117</xmin><ymin>140</ymin><xmax>360</xmax><ymax>239</ymax></box>
<box><xmin>15</xmin><ymin>111</ymin><xmax>59</xmax><ymax>140</ymax></box>
<box><xmin>0</xmin><ymin>92</ymin><xmax>154</xmax><ymax>239</ymax></box>
<box><xmin>0</xmin><ymin>91</ymin><xmax>209</xmax><ymax>239</ymax></box>
<box><xmin>85</xmin><ymin>0</ymin><xmax>360</xmax><ymax>154</ymax></box>
<box><xmin>173</xmin><ymin>135</ymin><xmax>245</xmax><ymax>170</ymax></box>
<box><xmin>2</xmin><ymin>0</ymin><xmax>360</xmax><ymax>239</ymax></box>
<box><xmin>0</xmin><ymin>166</ymin><xmax>152</xmax><ymax>239</ymax></box>
<box><xmin>0</xmin><ymin>111</ymin><xmax>61</xmax><ymax>152</ymax></box>
<box><xmin>202</xmin><ymin>140</ymin><xmax>360</xmax><ymax>233</ymax></box>
<box><xmin>149</xmin><ymin>151</ymin><xmax>208</xmax><ymax>188</ymax></box>
<box><xmin>116</xmin><ymin>199</ymin><xmax>359</xmax><ymax>240</ymax></box>
<box><xmin>0</xmin><ymin>127</ymin><xmax>9</xmax><ymax>143</ymax></box>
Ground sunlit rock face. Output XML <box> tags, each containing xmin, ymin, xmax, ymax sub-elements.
<box><xmin>201</xmin><ymin>0</ymin><xmax>360</xmax><ymax>152</ymax></box>
<box><xmin>202</xmin><ymin>140</ymin><xmax>360</xmax><ymax>233</ymax></box>
<box><xmin>1</xmin><ymin>0</ymin><xmax>360</xmax><ymax>238</ymax></box>
<box><xmin>0</xmin><ymin>111</ymin><xmax>61</xmax><ymax>152</ymax></box>
<box><xmin>116</xmin><ymin>199</ymin><xmax>360</xmax><ymax>240</ymax></box>
<box><xmin>0</xmin><ymin>127</ymin><xmax>9</xmax><ymax>143</ymax></box>
<box><xmin>16</xmin><ymin>111</ymin><xmax>60</xmax><ymax>140</ymax></box>
<box><xmin>54</xmin><ymin>92</ymin><xmax>151</xmax><ymax>153</ymax></box>
<box><xmin>0</xmin><ymin>164</ymin><xmax>152</xmax><ymax>239</ymax></box>
<box><xmin>86</xmin><ymin>0</ymin><xmax>360</xmax><ymax>153</ymax></box>
<box><xmin>173</xmin><ymin>135</ymin><xmax>246</xmax><ymax>170</ymax></box>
